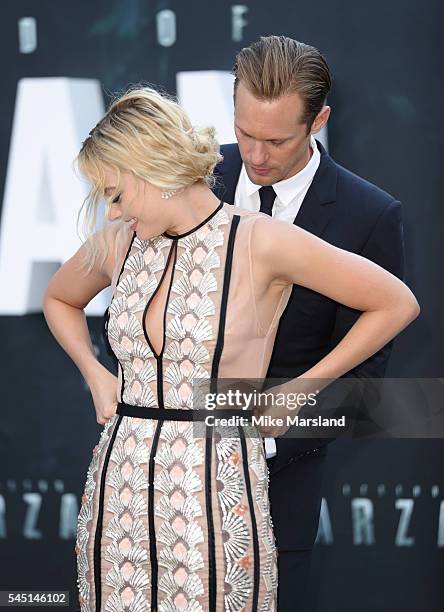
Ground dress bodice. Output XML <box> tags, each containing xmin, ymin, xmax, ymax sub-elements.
<box><xmin>79</xmin><ymin>201</ymin><xmax>283</xmax><ymax>612</ymax></box>
<box><xmin>106</xmin><ymin>202</ymin><xmax>292</xmax><ymax>409</ymax></box>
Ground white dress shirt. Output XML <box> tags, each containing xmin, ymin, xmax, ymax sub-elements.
<box><xmin>233</xmin><ymin>136</ymin><xmax>321</xmax><ymax>458</ymax></box>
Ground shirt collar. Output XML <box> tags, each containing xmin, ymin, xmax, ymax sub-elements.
<box><xmin>243</xmin><ymin>135</ymin><xmax>320</xmax><ymax>206</ymax></box>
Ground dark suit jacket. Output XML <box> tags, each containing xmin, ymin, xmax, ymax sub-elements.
<box><xmin>212</xmin><ymin>140</ymin><xmax>405</xmax><ymax>473</ymax></box>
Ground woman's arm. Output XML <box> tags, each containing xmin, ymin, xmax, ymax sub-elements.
<box><xmin>251</xmin><ymin>216</ymin><xmax>420</xmax><ymax>434</ymax></box>
<box><xmin>43</xmin><ymin>222</ymin><xmax>126</xmax><ymax>423</ymax></box>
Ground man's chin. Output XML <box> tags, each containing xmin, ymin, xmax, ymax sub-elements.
<box><xmin>245</xmin><ymin>168</ymin><xmax>278</xmax><ymax>186</ymax></box>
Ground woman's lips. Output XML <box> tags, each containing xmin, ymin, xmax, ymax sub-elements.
<box><xmin>130</xmin><ymin>221</ymin><xmax>138</xmax><ymax>231</ymax></box>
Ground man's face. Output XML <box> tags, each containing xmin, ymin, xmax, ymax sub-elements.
<box><xmin>234</xmin><ymin>81</ymin><xmax>316</xmax><ymax>185</ymax></box>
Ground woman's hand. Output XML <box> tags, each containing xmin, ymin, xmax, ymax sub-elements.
<box><xmin>89</xmin><ymin>367</ymin><xmax>119</xmax><ymax>425</ymax></box>
<box><xmin>255</xmin><ymin>417</ymin><xmax>291</xmax><ymax>438</ymax></box>
<box><xmin>251</xmin><ymin>216</ymin><xmax>419</xmax><ymax>381</ymax></box>
<box><xmin>253</xmin><ymin>378</ymin><xmax>319</xmax><ymax>438</ymax></box>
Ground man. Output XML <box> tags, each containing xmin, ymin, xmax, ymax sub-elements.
<box><xmin>212</xmin><ymin>35</ymin><xmax>405</xmax><ymax>611</ymax></box>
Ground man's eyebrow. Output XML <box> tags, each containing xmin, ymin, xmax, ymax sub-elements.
<box><xmin>235</xmin><ymin>124</ymin><xmax>289</xmax><ymax>142</ymax></box>
<box><xmin>235</xmin><ymin>124</ymin><xmax>250</xmax><ymax>137</ymax></box>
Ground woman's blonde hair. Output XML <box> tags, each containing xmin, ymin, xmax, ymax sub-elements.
<box><xmin>76</xmin><ymin>84</ymin><xmax>222</xmax><ymax>274</ymax></box>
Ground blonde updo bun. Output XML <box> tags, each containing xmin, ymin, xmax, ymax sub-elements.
<box><xmin>75</xmin><ymin>85</ymin><xmax>223</xmax><ymax>274</ymax></box>
<box><xmin>93</xmin><ymin>85</ymin><xmax>222</xmax><ymax>190</ymax></box>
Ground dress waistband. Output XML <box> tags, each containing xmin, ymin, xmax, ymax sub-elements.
<box><xmin>116</xmin><ymin>402</ymin><xmax>255</xmax><ymax>422</ymax></box>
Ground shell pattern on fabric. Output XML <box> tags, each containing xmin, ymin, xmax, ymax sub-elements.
<box><xmin>75</xmin><ymin>206</ymin><xmax>278</xmax><ymax>611</ymax></box>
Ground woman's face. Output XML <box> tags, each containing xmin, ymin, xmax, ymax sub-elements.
<box><xmin>103</xmin><ymin>168</ymin><xmax>167</xmax><ymax>240</ymax></box>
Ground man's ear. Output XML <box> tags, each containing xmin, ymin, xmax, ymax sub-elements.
<box><xmin>311</xmin><ymin>105</ymin><xmax>331</xmax><ymax>135</ymax></box>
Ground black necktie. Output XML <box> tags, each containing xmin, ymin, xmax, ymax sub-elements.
<box><xmin>258</xmin><ymin>185</ymin><xmax>276</xmax><ymax>216</ymax></box>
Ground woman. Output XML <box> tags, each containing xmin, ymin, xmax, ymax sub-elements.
<box><xmin>43</xmin><ymin>86</ymin><xmax>419</xmax><ymax>612</ymax></box>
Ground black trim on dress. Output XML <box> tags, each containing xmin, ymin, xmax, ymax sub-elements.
<box><xmin>93</xmin><ymin>414</ymin><xmax>123</xmax><ymax>611</ymax></box>
<box><xmin>206</xmin><ymin>213</ymin><xmax>241</xmax><ymax>609</ymax></box>
<box><xmin>116</xmin><ymin>402</ymin><xmax>254</xmax><ymax>421</ymax></box>
<box><xmin>239</xmin><ymin>425</ymin><xmax>260</xmax><ymax>611</ymax></box>
<box><xmin>104</xmin><ymin>230</ymin><xmax>137</xmax><ymax>400</ymax></box>
<box><xmin>205</xmin><ymin>427</ymin><xmax>216</xmax><ymax>611</ymax></box>
<box><xmin>148</xmin><ymin>420</ymin><xmax>163</xmax><ymax>611</ymax></box>
<box><xmin>142</xmin><ymin>240</ymin><xmax>177</xmax><ymax>360</ymax></box>
<box><xmin>162</xmin><ymin>199</ymin><xmax>224</xmax><ymax>239</ymax></box>
<box><xmin>210</xmin><ymin>214</ymin><xmax>241</xmax><ymax>389</ymax></box>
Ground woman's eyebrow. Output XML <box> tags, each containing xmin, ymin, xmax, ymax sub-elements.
<box><xmin>104</xmin><ymin>186</ymin><xmax>116</xmax><ymax>194</ymax></box>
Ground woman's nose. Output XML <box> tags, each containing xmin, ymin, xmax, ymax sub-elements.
<box><xmin>108</xmin><ymin>205</ymin><xmax>122</xmax><ymax>221</ymax></box>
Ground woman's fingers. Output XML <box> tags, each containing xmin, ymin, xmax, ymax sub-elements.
<box><xmin>96</xmin><ymin>402</ymin><xmax>118</xmax><ymax>425</ymax></box>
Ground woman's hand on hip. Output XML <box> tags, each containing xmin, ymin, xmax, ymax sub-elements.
<box><xmin>89</xmin><ymin>367</ymin><xmax>119</xmax><ymax>425</ymax></box>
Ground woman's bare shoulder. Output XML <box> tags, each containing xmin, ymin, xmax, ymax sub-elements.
<box><xmin>249</xmin><ymin>213</ymin><xmax>305</xmax><ymax>251</ymax></box>
<box><xmin>220</xmin><ymin>202</ymin><xmax>266</xmax><ymax>220</ymax></box>
<box><xmin>100</xmin><ymin>220</ymin><xmax>133</xmax><ymax>281</ymax></box>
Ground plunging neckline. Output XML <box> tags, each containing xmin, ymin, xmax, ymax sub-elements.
<box><xmin>142</xmin><ymin>239</ymin><xmax>177</xmax><ymax>359</ymax></box>
<box><xmin>142</xmin><ymin>198</ymin><xmax>224</xmax><ymax>359</ymax></box>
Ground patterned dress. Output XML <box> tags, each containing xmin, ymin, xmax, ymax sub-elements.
<box><xmin>75</xmin><ymin>200</ymin><xmax>292</xmax><ymax>611</ymax></box>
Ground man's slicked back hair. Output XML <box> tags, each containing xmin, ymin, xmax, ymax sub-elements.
<box><xmin>233</xmin><ymin>35</ymin><xmax>331</xmax><ymax>132</ymax></box>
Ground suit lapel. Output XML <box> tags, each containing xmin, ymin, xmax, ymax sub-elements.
<box><xmin>213</xmin><ymin>143</ymin><xmax>242</xmax><ymax>204</ymax></box>
<box><xmin>293</xmin><ymin>140</ymin><xmax>338</xmax><ymax>237</ymax></box>
<box><xmin>213</xmin><ymin>140</ymin><xmax>338</xmax><ymax>238</ymax></box>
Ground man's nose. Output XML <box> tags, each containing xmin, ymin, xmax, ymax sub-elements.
<box><xmin>248</xmin><ymin>141</ymin><xmax>268</xmax><ymax>166</ymax></box>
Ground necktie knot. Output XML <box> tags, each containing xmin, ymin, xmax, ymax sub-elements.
<box><xmin>258</xmin><ymin>185</ymin><xmax>276</xmax><ymax>216</ymax></box>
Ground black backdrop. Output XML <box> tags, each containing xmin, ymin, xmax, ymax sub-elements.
<box><xmin>0</xmin><ymin>1</ymin><xmax>443</xmax><ymax>611</ymax></box>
